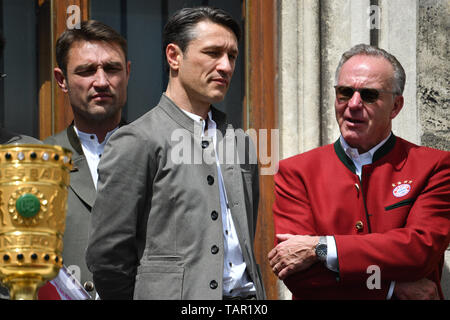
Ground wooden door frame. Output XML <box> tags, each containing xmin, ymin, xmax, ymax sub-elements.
<box><xmin>38</xmin><ymin>0</ymin><xmax>89</xmax><ymax>140</ymax></box>
<box><xmin>245</xmin><ymin>0</ymin><xmax>279</xmax><ymax>300</ymax></box>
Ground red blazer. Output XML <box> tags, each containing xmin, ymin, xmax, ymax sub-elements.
<box><xmin>273</xmin><ymin>135</ymin><xmax>450</xmax><ymax>299</ymax></box>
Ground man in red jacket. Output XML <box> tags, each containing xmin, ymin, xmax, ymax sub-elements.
<box><xmin>268</xmin><ymin>44</ymin><xmax>450</xmax><ymax>300</ymax></box>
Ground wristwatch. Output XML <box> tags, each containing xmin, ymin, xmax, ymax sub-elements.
<box><xmin>315</xmin><ymin>236</ymin><xmax>327</xmax><ymax>262</ymax></box>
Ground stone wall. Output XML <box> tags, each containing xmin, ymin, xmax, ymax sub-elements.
<box><xmin>417</xmin><ymin>0</ymin><xmax>449</xmax><ymax>151</ymax></box>
<box><xmin>416</xmin><ymin>0</ymin><xmax>450</xmax><ymax>298</ymax></box>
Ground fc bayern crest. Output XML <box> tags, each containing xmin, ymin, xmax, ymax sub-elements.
<box><xmin>392</xmin><ymin>182</ymin><xmax>412</xmax><ymax>198</ymax></box>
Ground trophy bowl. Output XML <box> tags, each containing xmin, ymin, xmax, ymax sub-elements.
<box><xmin>0</xmin><ymin>144</ymin><xmax>72</xmax><ymax>300</ymax></box>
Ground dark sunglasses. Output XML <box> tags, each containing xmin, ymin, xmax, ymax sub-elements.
<box><xmin>334</xmin><ymin>85</ymin><xmax>395</xmax><ymax>104</ymax></box>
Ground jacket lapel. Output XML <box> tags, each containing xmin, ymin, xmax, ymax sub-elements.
<box><xmin>66</xmin><ymin>126</ymin><xmax>96</xmax><ymax>208</ymax></box>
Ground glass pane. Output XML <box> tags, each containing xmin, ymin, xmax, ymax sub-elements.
<box><xmin>0</xmin><ymin>0</ymin><xmax>39</xmax><ymax>138</ymax></box>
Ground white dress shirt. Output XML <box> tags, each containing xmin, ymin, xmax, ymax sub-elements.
<box><xmin>73</xmin><ymin>126</ymin><xmax>118</xmax><ymax>190</ymax></box>
<box><xmin>324</xmin><ymin>134</ymin><xmax>395</xmax><ymax>299</ymax></box>
<box><xmin>181</xmin><ymin>109</ymin><xmax>256</xmax><ymax>298</ymax></box>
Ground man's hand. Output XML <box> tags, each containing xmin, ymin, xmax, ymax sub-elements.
<box><xmin>268</xmin><ymin>234</ymin><xmax>319</xmax><ymax>280</ymax></box>
<box><xmin>394</xmin><ymin>278</ymin><xmax>440</xmax><ymax>300</ymax></box>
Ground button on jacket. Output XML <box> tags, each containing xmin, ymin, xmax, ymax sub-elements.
<box><xmin>273</xmin><ymin>135</ymin><xmax>450</xmax><ymax>299</ymax></box>
<box><xmin>86</xmin><ymin>94</ymin><xmax>265</xmax><ymax>300</ymax></box>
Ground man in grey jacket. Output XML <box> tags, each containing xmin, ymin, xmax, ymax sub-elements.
<box><xmin>86</xmin><ymin>7</ymin><xmax>265</xmax><ymax>300</ymax></box>
<box><xmin>41</xmin><ymin>20</ymin><xmax>130</xmax><ymax>299</ymax></box>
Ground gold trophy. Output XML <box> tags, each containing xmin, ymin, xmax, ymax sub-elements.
<box><xmin>0</xmin><ymin>144</ymin><xmax>72</xmax><ymax>300</ymax></box>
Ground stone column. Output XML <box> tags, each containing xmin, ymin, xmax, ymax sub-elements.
<box><xmin>278</xmin><ymin>0</ymin><xmax>300</xmax><ymax>160</ymax></box>
<box><xmin>320</xmin><ymin>0</ymin><xmax>371</xmax><ymax>145</ymax></box>
<box><xmin>379</xmin><ymin>0</ymin><xmax>420</xmax><ymax>144</ymax></box>
<box><xmin>279</xmin><ymin>0</ymin><xmax>321</xmax><ymax>161</ymax></box>
<box><xmin>298</xmin><ymin>0</ymin><xmax>322</xmax><ymax>153</ymax></box>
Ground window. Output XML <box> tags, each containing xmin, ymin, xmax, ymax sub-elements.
<box><xmin>0</xmin><ymin>0</ymin><xmax>39</xmax><ymax>138</ymax></box>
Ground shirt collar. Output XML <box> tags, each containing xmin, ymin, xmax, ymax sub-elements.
<box><xmin>74</xmin><ymin>126</ymin><xmax>119</xmax><ymax>147</ymax></box>
<box><xmin>180</xmin><ymin>109</ymin><xmax>216</xmax><ymax>136</ymax></box>
<box><xmin>340</xmin><ymin>133</ymin><xmax>392</xmax><ymax>162</ymax></box>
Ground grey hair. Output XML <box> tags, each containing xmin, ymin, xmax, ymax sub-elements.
<box><xmin>334</xmin><ymin>44</ymin><xmax>406</xmax><ymax>95</ymax></box>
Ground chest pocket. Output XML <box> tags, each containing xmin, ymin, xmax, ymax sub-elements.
<box><xmin>381</xmin><ymin>198</ymin><xmax>415</xmax><ymax>230</ymax></box>
<box><xmin>384</xmin><ymin>198</ymin><xmax>415</xmax><ymax>211</ymax></box>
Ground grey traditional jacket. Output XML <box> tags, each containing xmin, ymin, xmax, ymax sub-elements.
<box><xmin>44</xmin><ymin>125</ymin><xmax>97</xmax><ymax>299</ymax></box>
<box><xmin>86</xmin><ymin>94</ymin><xmax>266</xmax><ymax>300</ymax></box>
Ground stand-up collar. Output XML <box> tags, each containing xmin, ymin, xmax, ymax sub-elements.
<box><xmin>334</xmin><ymin>133</ymin><xmax>397</xmax><ymax>174</ymax></box>
<box><xmin>158</xmin><ymin>93</ymin><xmax>228</xmax><ymax>135</ymax></box>
<box><xmin>67</xmin><ymin>119</ymin><xmax>127</xmax><ymax>156</ymax></box>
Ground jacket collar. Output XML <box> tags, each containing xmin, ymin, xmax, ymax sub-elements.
<box><xmin>67</xmin><ymin>119</ymin><xmax>127</xmax><ymax>155</ymax></box>
<box><xmin>67</xmin><ymin>124</ymin><xmax>84</xmax><ymax>155</ymax></box>
<box><xmin>334</xmin><ymin>133</ymin><xmax>397</xmax><ymax>174</ymax></box>
<box><xmin>157</xmin><ymin>94</ymin><xmax>229</xmax><ymax>135</ymax></box>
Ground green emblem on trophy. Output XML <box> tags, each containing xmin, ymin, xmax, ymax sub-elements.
<box><xmin>16</xmin><ymin>194</ymin><xmax>41</xmax><ymax>218</ymax></box>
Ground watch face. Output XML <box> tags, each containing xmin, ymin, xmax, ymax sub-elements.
<box><xmin>316</xmin><ymin>244</ymin><xmax>327</xmax><ymax>260</ymax></box>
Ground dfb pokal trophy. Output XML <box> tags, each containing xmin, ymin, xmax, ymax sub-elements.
<box><xmin>0</xmin><ymin>144</ymin><xmax>72</xmax><ymax>300</ymax></box>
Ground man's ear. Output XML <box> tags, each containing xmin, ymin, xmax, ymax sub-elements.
<box><xmin>166</xmin><ymin>43</ymin><xmax>182</xmax><ymax>72</ymax></box>
<box><xmin>54</xmin><ymin>67</ymin><xmax>68</xmax><ymax>93</ymax></box>
<box><xmin>390</xmin><ymin>95</ymin><xmax>404</xmax><ymax>120</ymax></box>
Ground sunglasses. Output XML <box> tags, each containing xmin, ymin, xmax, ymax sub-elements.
<box><xmin>334</xmin><ymin>86</ymin><xmax>395</xmax><ymax>104</ymax></box>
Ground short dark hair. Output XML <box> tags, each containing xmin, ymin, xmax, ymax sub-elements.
<box><xmin>55</xmin><ymin>20</ymin><xmax>127</xmax><ymax>75</ymax></box>
<box><xmin>163</xmin><ymin>6</ymin><xmax>241</xmax><ymax>55</ymax></box>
